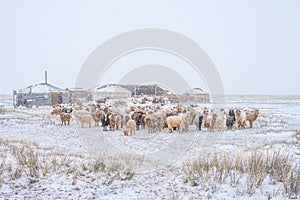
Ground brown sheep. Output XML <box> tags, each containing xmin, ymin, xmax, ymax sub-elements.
<box><xmin>236</xmin><ymin>109</ymin><xmax>247</xmax><ymax>129</ymax></box>
<box><xmin>115</xmin><ymin>114</ymin><xmax>122</xmax><ymax>130</ymax></box>
<box><xmin>60</xmin><ymin>113</ymin><xmax>72</xmax><ymax>126</ymax></box>
<box><xmin>109</xmin><ymin>113</ymin><xmax>117</xmax><ymax>131</ymax></box>
<box><xmin>123</xmin><ymin>119</ymin><xmax>136</xmax><ymax>136</ymax></box>
<box><xmin>91</xmin><ymin>109</ymin><xmax>103</xmax><ymax>127</ymax></box>
<box><xmin>245</xmin><ymin>109</ymin><xmax>259</xmax><ymax>128</ymax></box>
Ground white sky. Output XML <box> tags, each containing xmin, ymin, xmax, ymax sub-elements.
<box><xmin>0</xmin><ymin>0</ymin><xmax>299</xmax><ymax>95</ymax></box>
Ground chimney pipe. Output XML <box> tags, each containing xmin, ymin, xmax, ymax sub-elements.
<box><xmin>45</xmin><ymin>71</ymin><xmax>48</xmax><ymax>84</ymax></box>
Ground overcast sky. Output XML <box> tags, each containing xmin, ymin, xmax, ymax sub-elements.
<box><xmin>0</xmin><ymin>0</ymin><xmax>299</xmax><ymax>95</ymax></box>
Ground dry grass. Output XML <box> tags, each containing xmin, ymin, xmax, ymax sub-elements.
<box><xmin>0</xmin><ymin>138</ymin><xmax>141</xmax><ymax>187</ymax></box>
<box><xmin>0</xmin><ymin>107</ymin><xmax>7</xmax><ymax>114</ymax></box>
<box><xmin>182</xmin><ymin>149</ymin><xmax>299</xmax><ymax>198</ymax></box>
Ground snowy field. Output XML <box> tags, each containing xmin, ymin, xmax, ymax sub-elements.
<box><xmin>0</xmin><ymin>94</ymin><xmax>299</xmax><ymax>199</ymax></box>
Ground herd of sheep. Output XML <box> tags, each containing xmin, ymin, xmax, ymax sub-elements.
<box><xmin>49</xmin><ymin>97</ymin><xmax>260</xmax><ymax>135</ymax></box>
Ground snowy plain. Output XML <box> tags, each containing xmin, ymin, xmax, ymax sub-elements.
<box><xmin>0</xmin><ymin>94</ymin><xmax>299</xmax><ymax>199</ymax></box>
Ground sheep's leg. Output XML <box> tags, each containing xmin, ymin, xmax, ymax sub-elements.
<box><xmin>168</xmin><ymin>126</ymin><xmax>173</xmax><ymax>133</ymax></box>
<box><xmin>249</xmin><ymin>121</ymin><xmax>253</xmax><ymax>128</ymax></box>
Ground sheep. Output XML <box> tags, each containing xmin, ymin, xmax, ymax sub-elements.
<box><xmin>236</xmin><ymin>109</ymin><xmax>247</xmax><ymax>129</ymax></box>
<box><xmin>115</xmin><ymin>114</ymin><xmax>123</xmax><ymax>130</ymax></box>
<box><xmin>132</xmin><ymin>111</ymin><xmax>145</xmax><ymax>130</ymax></box>
<box><xmin>245</xmin><ymin>109</ymin><xmax>259</xmax><ymax>128</ymax></box>
<box><xmin>101</xmin><ymin>113</ymin><xmax>110</xmax><ymax>131</ymax></box>
<box><xmin>73</xmin><ymin>109</ymin><xmax>90</xmax><ymax>124</ymax></box>
<box><xmin>177</xmin><ymin>113</ymin><xmax>189</xmax><ymax>133</ymax></box>
<box><xmin>209</xmin><ymin>113</ymin><xmax>218</xmax><ymax>132</ymax></box>
<box><xmin>215</xmin><ymin>113</ymin><xmax>227</xmax><ymax>132</ymax></box>
<box><xmin>109</xmin><ymin>113</ymin><xmax>117</xmax><ymax>131</ymax></box>
<box><xmin>226</xmin><ymin>109</ymin><xmax>236</xmax><ymax>130</ymax></box>
<box><xmin>203</xmin><ymin>109</ymin><xmax>213</xmax><ymax>130</ymax></box>
<box><xmin>166</xmin><ymin>115</ymin><xmax>182</xmax><ymax>133</ymax></box>
<box><xmin>60</xmin><ymin>113</ymin><xmax>72</xmax><ymax>126</ymax></box>
<box><xmin>108</xmin><ymin>113</ymin><xmax>122</xmax><ymax>131</ymax></box>
<box><xmin>156</xmin><ymin>115</ymin><xmax>166</xmax><ymax>131</ymax></box>
<box><xmin>51</xmin><ymin>105</ymin><xmax>62</xmax><ymax>115</ymax></box>
<box><xmin>178</xmin><ymin>120</ymin><xmax>186</xmax><ymax>133</ymax></box>
<box><xmin>178</xmin><ymin>111</ymin><xmax>195</xmax><ymax>132</ymax></box>
<box><xmin>123</xmin><ymin>114</ymin><xmax>131</xmax><ymax>128</ymax></box>
<box><xmin>194</xmin><ymin>114</ymin><xmax>204</xmax><ymax>130</ymax></box>
<box><xmin>144</xmin><ymin>116</ymin><xmax>158</xmax><ymax>133</ymax></box>
<box><xmin>123</xmin><ymin>119</ymin><xmax>136</xmax><ymax>136</ymax></box>
<box><xmin>77</xmin><ymin>114</ymin><xmax>92</xmax><ymax>128</ymax></box>
<box><xmin>91</xmin><ymin>109</ymin><xmax>103</xmax><ymax>127</ymax></box>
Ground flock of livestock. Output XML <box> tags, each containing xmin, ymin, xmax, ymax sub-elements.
<box><xmin>49</xmin><ymin>97</ymin><xmax>260</xmax><ymax>136</ymax></box>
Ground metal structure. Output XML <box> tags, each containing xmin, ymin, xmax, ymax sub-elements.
<box><xmin>13</xmin><ymin>71</ymin><xmax>68</xmax><ymax>108</ymax></box>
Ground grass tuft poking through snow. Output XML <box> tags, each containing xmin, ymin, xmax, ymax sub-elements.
<box><xmin>182</xmin><ymin>148</ymin><xmax>299</xmax><ymax>199</ymax></box>
<box><xmin>0</xmin><ymin>138</ymin><xmax>141</xmax><ymax>189</ymax></box>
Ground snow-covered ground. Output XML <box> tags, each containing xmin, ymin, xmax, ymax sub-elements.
<box><xmin>0</xmin><ymin>94</ymin><xmax>299</xmax><ymax>199</ymax></box>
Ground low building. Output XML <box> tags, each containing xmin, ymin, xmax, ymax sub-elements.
<box><xmin>13</xmin><ymin>83</ymin><xmax>67</xmax><ymax>108</ymax></box>
<box><xmin>178</xmin><ymin>88</ymin><xmax>210</xmax><ymax>103</ymax></box>
<box><xmin>65</xmin><ymin>88</ymin><xmax>91</xmax><ymax>104</ymax></box>
<box><xmin>92</xmin><ymin>84</ymin><xmax>132</xmax><ymax>101</ymax></box>
<box><xmin>119</xmin><ymin>84</ymin><xmax>168</xmax><ymax>96</ymax></box>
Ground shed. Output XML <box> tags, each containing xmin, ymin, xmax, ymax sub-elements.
<box><xmin>178</xmin><ymin>88</ymin><xmax>210</xmax><ymax>103</ymax></box>
<box><xmin>92</xmin><ymin>84</ymin><xmax>132</xmax><ymax>101</ymax></box>
<box><xmin>13</xmin><ymin>83</ymin><xmax>67</xmax><ymax>108</ymax></box>
<box><xmin>65</xmin><ymin>88</ymin><xmax>91</xmax><ymax>104</ymax></box>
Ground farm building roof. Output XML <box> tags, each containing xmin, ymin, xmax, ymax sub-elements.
<box><xmin>184</xmin><ymin>88</ymin><xmax>208</xmax><ymax>95</ymax></box>
<box><xmin>19</xmin><ymin>83</ymin><xmax>64</xmax><ymax>94</ymax></box>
